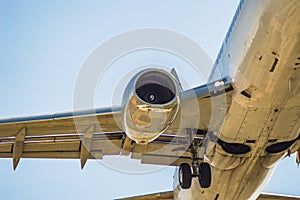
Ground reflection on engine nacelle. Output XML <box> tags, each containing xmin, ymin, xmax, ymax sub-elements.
<box><xmin>122</xmin><ymin>69</ymin><xmax>180</xmax><ymax>144</ymax></box>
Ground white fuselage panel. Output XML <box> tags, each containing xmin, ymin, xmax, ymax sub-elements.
<box><xmin>175</xmin><ymin>0</ymin><xmax>300</xmax><ymax>199</ymax></box>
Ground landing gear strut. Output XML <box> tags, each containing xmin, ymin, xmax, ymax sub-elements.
<box><xmin>178</xmin><ymin>129</ymin><xmax>212</xmax><ymax>189</ymax></box>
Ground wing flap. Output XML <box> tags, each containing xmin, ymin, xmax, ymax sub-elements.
<box><xmin>0</xmin><ymin>144</ymin><xmax>12</xmax><ymax>152</ymax></box>
<box><xmin>0</xmin><ymin>151</ymin><xmax>103</xmax><ymax>159</ymax></box>
<box><xmin>0</xmin><ymin>139</ymin><xmax>122</xmax><ymax>159</ymax></box>
<box><xmin>24</xmin><ymin>141</ymin><xmax>81</xmax><ymax>152</ymax></box>
<box><xmin>141</xmin><ymin>154</ymin><xmax>191</xmax><ymax>166</ymax></box>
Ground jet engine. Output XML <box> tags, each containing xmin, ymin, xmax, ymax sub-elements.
<box><xmin>122</xmin><ymin>69</ymin><xmax>180</xmax><ymax>144</ymax></box>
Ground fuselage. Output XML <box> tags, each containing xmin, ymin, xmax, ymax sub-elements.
<box><xmin>175</xmin><ymin>0</ymin><xmax>300</xmax><ymax>199</ymax></box>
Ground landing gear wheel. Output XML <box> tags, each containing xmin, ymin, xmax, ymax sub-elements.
<box><xmin>198</xmin><ymin>162</ymin><xmax>211</xmax><ymax>188</ymax></box>
<box><xmin>179</xmin><ymin>163</ymin><xmax>192</xmax><ymax>189</ymax></box>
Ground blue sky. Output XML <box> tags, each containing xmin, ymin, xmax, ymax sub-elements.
<box><xmin>0</xmin><ymin>1</ymin><xmax>300</xmax><ymax>199</ymax></box>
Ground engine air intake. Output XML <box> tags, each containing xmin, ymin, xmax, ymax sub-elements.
<box><xmin>135</xmin><ymin>71</ymin><xmax>177</xmax><ymax>104</ymax></box>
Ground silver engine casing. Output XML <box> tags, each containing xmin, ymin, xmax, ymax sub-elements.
<box><xmin>122</xmin><ymin>69</ymin><xmax>180</xmax><ymax>144</ymax></box>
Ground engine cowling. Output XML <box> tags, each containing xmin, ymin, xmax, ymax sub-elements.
<box><xmin>122</xmin><ymin>69</ymin><xmax>180</xmax><ymax>144</ymax></box>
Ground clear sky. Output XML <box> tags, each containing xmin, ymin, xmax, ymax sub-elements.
<box><xmin>0</xmin><ymin>1</ymin><xmax>299</xmax><ymax>200</ymax></box>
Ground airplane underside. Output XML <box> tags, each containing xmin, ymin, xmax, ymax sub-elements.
<box><xmin>174</xmin><ymin>0</ymin><xmax>300</xmax><ymax>199</ymax></box>
<box><xmin>0</xmin><ymin>0</ymin><xmax>299</xmax><ymax>200</ymax></box>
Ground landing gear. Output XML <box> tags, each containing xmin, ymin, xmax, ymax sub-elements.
<box><xmin>198</xmin><ymin>162</ymin><xmax>211</xmax><ymax>188</ymax></box>
<box><xmin>179</xmin><ymin>163</ymin><xmax>192</xmax><ymax>189</ymax></box>
<box><xmin>179</xmin><ymin>162</ymin><xmax>212</xmax><ymax>189</ymax></box>
<box><xmin>178</xmin><ymin>129</ymin><xmax>212</xmax><ymax>189</ymax></box>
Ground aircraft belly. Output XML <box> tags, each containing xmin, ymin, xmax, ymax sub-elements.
<box><xmin>221</xmin><ymin>102</ymin><xmax>271</xmax><ymax>141</ymax></box>
<box><xmin>220</xmin><ymin>102</ymin><xmax>299</xmax><ymax>144</ymax></box>
<box><xmin>214</xmin><ymin>0</ymin><xmax>300</xmax><ymax>170</ymax></box>
<box><xmin>176</xmin><ymin>159</ymin><xmax>277</xmax><ymax>200</ymax></box>
<box><xmin>174</xmin><ymin>1</ymin><xmax>300</xmax><ymax>199</ymax></box>
<box><xmin>194</xmin><ymin>0</ymin><xmax>300</xmax><ymax>199</ymax></box>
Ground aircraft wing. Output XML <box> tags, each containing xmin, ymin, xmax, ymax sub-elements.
<box><xmin>116</xmin><ymin>192</ymin><xmax>300</xmax><ymax>200</ymax></box>
<box><xmin>0</xmin><ymin>78</ymin><xmax>233</xmax><ymax>169</ymax></box>
<box><xmin>257</xmin><ymin>193</ymin><xmax>300</xmax><ymax>200</ymax></box>
<box><xmin>116</xmin><ymin>191</ymin><xmax>173</xmax><ymax>200</ymax></box>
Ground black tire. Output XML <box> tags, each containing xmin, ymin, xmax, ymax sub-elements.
<box><xmin>198</xmin><ymin>162</ymin><xmax>211</xmax><ymax>188</ymax></box>
<box><xmin>178</xmin><ymin>163</ymin><xmax>192</xmax><ymax>189</ymax></box>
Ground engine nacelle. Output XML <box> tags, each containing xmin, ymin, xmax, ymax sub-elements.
<box><xmin>122</xmin><ymin>69</ymin><xmax>180</xmax><ymax>144</ymax></box>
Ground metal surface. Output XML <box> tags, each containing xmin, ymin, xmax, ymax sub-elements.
<box><xmin>0</xmin><ymin>77</ymin><xmax>233</xmax><ymax>170</ymax></box>
<box><xmin>121</xmin><ymin>69</ymin><xmax>180</xmax><ymax>144</ymax></box>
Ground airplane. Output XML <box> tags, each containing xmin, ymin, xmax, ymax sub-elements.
<box><xmin>0</xmin><ymin>0</ymin><xmax>300</xmax><ymax>199</ymax></box>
